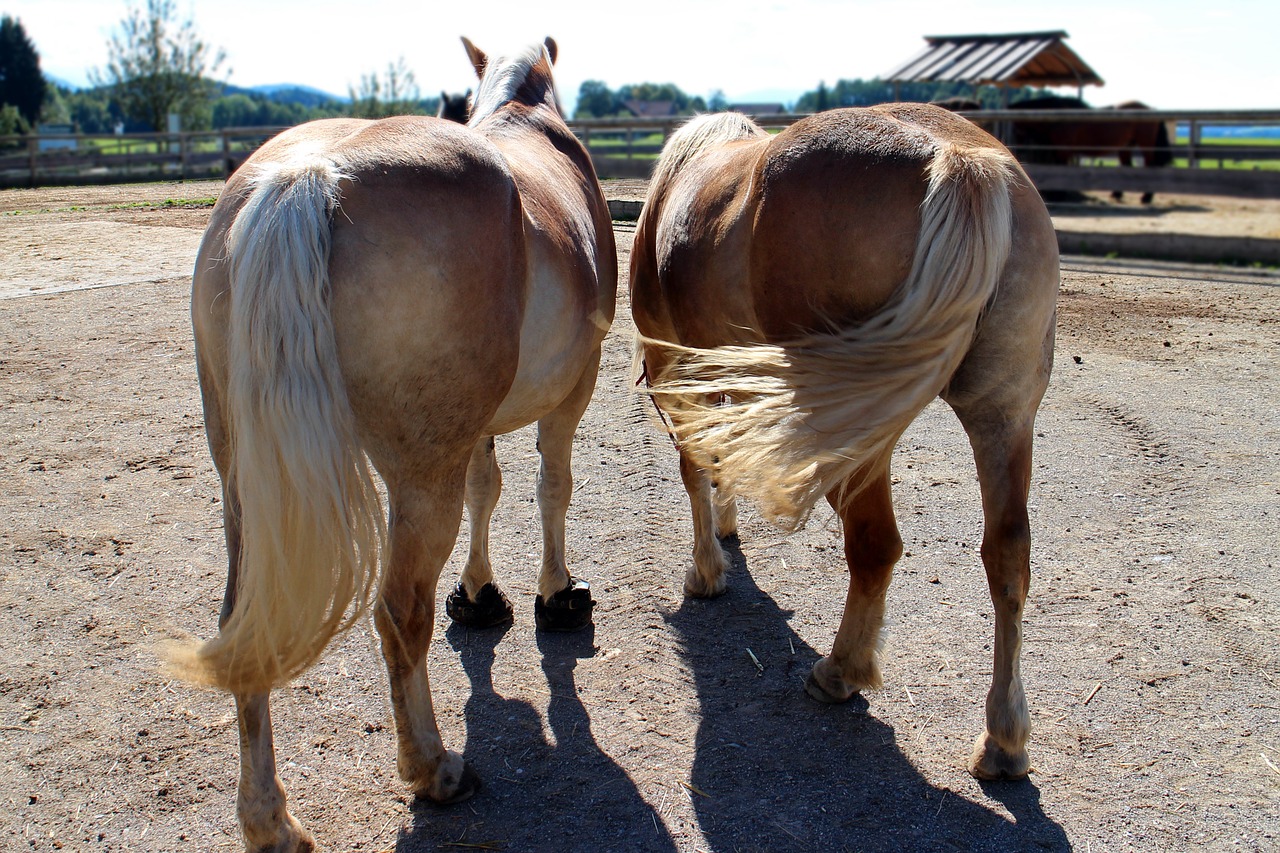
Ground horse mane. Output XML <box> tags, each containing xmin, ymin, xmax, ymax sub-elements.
<box><xmin>468</xmin><ymin>42</ymin><xmax>561</xmax><ymax>124</ymax></box>
<box><xmin>647</xmin><ymin>113</ymin><xmax>769</xmax><ymax>202</ymax></box>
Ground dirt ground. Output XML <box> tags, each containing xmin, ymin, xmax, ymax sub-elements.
<box><xmin>1</xmin><ymin>179</ymin><xmax>1278</xmax><ymax>852</ymax></box>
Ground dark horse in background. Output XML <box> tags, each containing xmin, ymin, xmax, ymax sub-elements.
<box><xmin>1007</xmin><ymin>95</ymin><xmax>1174</xmax><ymax>203</ymax></box>
<box><xmin>437</xmin><ymin>89</ymin><xmax>472</xmax><ymax>123</ymax></box>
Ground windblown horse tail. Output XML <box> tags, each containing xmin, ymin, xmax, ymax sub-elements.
<box><xmin>649</xmin><ymin>140</ymin><xmax>1017</xmax><ymax>528</ymax></box>
<box><xmin>169</xmin><ymin>158</ymin><xmax>386</xmax><ymax>694</ymax></box>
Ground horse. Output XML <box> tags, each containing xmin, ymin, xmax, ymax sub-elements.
<box><xmin>437</xmin><ymin>88</ymin><xmax>471</xmax><ymax>123</ymax></box>
<box><xmin>1009</xmin><ymin>95</ymin><xmax>1173</xmax><ymax>203</ymax></box>
<box><xmin>175</xmin><ymin>36</ymin><xmax>615</xmax><ymax>850</ymax></box>
<box><xmin>630</xmin><ymin>104</ymin><xmax>1059</xmax><ymax>780</ymax></box>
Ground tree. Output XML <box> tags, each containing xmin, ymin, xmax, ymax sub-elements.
<box><xmin>61</xmin><ymin>88</ymin><xmax>119</xmax><ymax>134</ymax></box>
<box><xmin>93</xmin><ymin>0</ymin><xmax>226</xmax><ymax>131</ymax></box>
<box><xmin>574</xmin><ymin>80</ymin><xmax>616</xmax><ymax>118</ymax></box>
<box><xmin>616</xmin><ymin>82</ymin><xmax>705</xmax><ymax>115</ymax></box>
<box><xmin>0</xmin><ymin>16</ymin><xmax>44</xmax><ymax>127</ymax></box>
<box><xmin>348</xmin><ymin>57</ymin><xmax>423</xmax><ymax>119</ymax></box>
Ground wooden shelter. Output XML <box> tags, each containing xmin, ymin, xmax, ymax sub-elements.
<box><xmin>882</xmin><ymin>31</ymin><xmax>1104</xmax><ymax>103</ymax></box>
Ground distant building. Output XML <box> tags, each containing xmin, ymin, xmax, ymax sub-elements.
<box><xmin>36</xmin><ymin>124</ymin><xmax>76</xmax><ymax>152</ymax></box>
<box><xmin>623</xmin><ymin>100</ymin><xmax>678</xmax><ymax>118</ymax></box>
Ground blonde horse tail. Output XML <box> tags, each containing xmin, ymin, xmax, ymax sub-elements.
<box><xmin>168</xmin><ymin>157</ymin><xmax>387</xmax><ymax>694</ymax></box>
<box><xmin>648</xmin><ymin>142</ymin><xmax>1017</xmax><ymax>528</ymax></box>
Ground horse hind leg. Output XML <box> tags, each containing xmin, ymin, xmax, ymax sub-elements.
<box><xmin>203</xmin><ymin>383</ymin><xmax>315</xmax><ymax>850</ymax></box>
<box><xmin>805</xmin><ymin>466</ymin><xmax>901</xmax><ymax>703</ymax></box>
<box><xmin>531</xmin><ymin>350</ymin><xmax>601</xmax><ymax>631</ymax></box>
<box><xmin>680</xmin><ymin>447</ymin><xmax>730</xmax><ymax>597</ymax></box>
<box><xmin>235</xmin><ymin>692</ymin><xmax>314</xmax><ymax>852</ymax></box>
<box><xmin>713</xmin><ymin>477</ymin><xmax>738</xmax><ymax>540</ymax></box>
<box><xmin>376</xmin><ymin>472</ymin><xmax>480</xmax><ymax>803</ymax></box>
<box><xmin>445</xmin><ymin>437</ymin><xmax>515</xmax><ymax>628</ymax></box>
<box><xmin>221</xmin><ymin>494</ymin><xmax>314</xmax><ymax>850</ymax></box>
<box><xmin>951</xmin><ymin>405</ymin><xmax>1039</xmax><ymax>779</ymax></box>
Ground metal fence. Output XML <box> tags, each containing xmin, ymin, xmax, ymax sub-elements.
<box><xmin>2</xmin><ymin>110</ymin><xmax>1278</xmax><ymax>198</ymax></box>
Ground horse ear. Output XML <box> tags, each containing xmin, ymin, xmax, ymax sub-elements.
<box><xmin>461</xmin><ymin>36</ymin><xmax>487</xmax><ymax>79</ymax></box>
<box><xmin>543</xmin><ymin>37</ymin><xmax>558</xmax><ymax>65</ymax></box>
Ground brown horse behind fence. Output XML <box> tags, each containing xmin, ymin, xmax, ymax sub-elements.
<box><xmin>1009</xmin><ymin>95</ymin><xmax>1174</xmax><ymax>202</ymax></box>
<box><xmin>631</xmin><ymin>104</ymin><xmax>1059</xmax><ymax>780</ymax></box>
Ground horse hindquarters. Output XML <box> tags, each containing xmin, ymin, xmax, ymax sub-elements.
<box><xmin>649</xmin><ymin>139</ymin><xmax>1018</xmax><ymax>529</ymax></box>
<box><xmin>325</xmin><ymin>160</ymin><xmax>526</xmax><ymax>800</ymax></box>
<box><xmin>184</xmin><ymin>155</ymin><xmax>389</xmax><ymax>850</ymax></box>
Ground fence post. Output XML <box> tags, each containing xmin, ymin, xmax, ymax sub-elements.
<box><xmin>221</xmin><ymin>131</ymin><xmax>234</xmax><ymax>177</ymax></box>
<box><xmin>27</xmin><ymin>135</ymin><xmax>37</xmax><ymax>187</ymax></box>
<box><xmin>1189</xmin><ymin>119</ymin><xmax>1202</xmax><ymax>169</ymax></box>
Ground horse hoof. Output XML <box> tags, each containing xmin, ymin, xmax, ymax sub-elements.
<box><xmin>968</xmin><ymin>731</ymin><xmax>1031</xmax><ymax>780</ymax></box>
<box><xmin>804</xmin><ymin>671</ymin><xmax>849</xmax><ymax>704</ymax></box>
<box><xmin>442</xmin><ymin>761</ymin><xmax>483</xmax><ymax>804</ymax></box>
<box><xmin>683</xmin><ymin>571</ymin><xmax>727</xmax><ymax>599</ymax></box>
<box><xmin>534</xmin><ymin>578</ymin><xmax>594</xmax><ymax>632</ymax></box>
<box><xmin>415</xmin><ymin>759</ymin><xmax>482</xmax><ymax>806</ymax></box>
<box><xmin>445</xmin><ymin>582</ymin><xmax>514</xmax><ymax>629</ymax></box>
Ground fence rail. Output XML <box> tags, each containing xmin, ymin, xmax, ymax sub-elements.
<box><xmin>2</xmin><ymin>110</ymin><xmax>1278</xmax><ymax>198</ymax></box>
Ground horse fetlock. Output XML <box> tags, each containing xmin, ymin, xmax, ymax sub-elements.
<box><xmin>410</xmin><ymin>749</ymin><xmax>480</xmax><ymax>805</ymax></box>
<box><xmin>686</xmin><ymin>539</ymin><xmax>728</xmax><ymax>598</ymax></box>
<box><xmin>968</xmin><ymin>730</ymin><xmax>1031</xmax><ymax>780</ymax></box>
<box><xmin>985</xmin><ymin>680</ymin><xmax>1030</xmax><ymax>746</ymax></box>
<box><xmin>238</xmin><ymin>792</ymin><xmax>313</xmax><ymax>853</ymax></box>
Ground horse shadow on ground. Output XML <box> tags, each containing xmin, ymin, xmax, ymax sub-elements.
<box><xmin>393</xmin><ymin>621</ymin><xmax>677</xmax><ymax>852</ymax></box>
<box><xmin>663</xmin><ymin>535</ymin><xmax>1070</xmax><ymax>853</ymax></box>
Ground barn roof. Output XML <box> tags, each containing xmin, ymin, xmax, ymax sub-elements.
<box><xmin>882</xmin><ymin>31</ymin><xmax>1105</xmax><ymax>89</ymax></box>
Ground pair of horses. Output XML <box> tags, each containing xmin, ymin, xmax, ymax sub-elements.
<box><xmin>180</xmin><ymin>37</ymin><xmax>1058</xmax><ymax>850</ymax></box>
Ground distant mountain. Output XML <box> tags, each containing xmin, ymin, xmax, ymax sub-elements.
<box><xmin>217</xmin><ymin>83</ymin><xmax>346</xmax><ymax>107</ymax></box>
<box><xmin>45</xmin><ymin>73</ymin><xmax>85</xmax><ymax>92</ymax></box>
<box><xmin>246</xmin><ymin>84</ymin><xmax>348</xmax><ymax>107</ymax></box>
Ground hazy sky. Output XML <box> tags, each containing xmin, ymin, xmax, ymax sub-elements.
<box><xmin>6</xmin><ymin>0</ymin><xmax>1276</xmax><ymax>110</ymax></box>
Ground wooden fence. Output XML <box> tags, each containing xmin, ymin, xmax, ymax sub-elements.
<box><xmin>2</xmin><ymin>110</ymin><xmax>1278</xmax><ymax>198</ymax></box>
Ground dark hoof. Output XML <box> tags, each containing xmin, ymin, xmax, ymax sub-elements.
<box><xmin>414</xmin><ymin>761</ymin><xmax>482</xmax><ymax>807</ymax></box>
<box><xmin>804</xmin><ymin>671</ymin><xmax>844</xmax><ymax>704</ymax></box>
<box><xmin>534</xmin><ymin>578</ymin><xmax>594</xmax><ymax>632</ymax></box>
<box><xmin>445</xmin><ymin>582</ymin><xmax>513</xmax><ymax>629</ymax></box>
<box><xmin>445</xmin><ymin>762</ymin><xmax>483</xmax><ymax>804</ymax></box>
